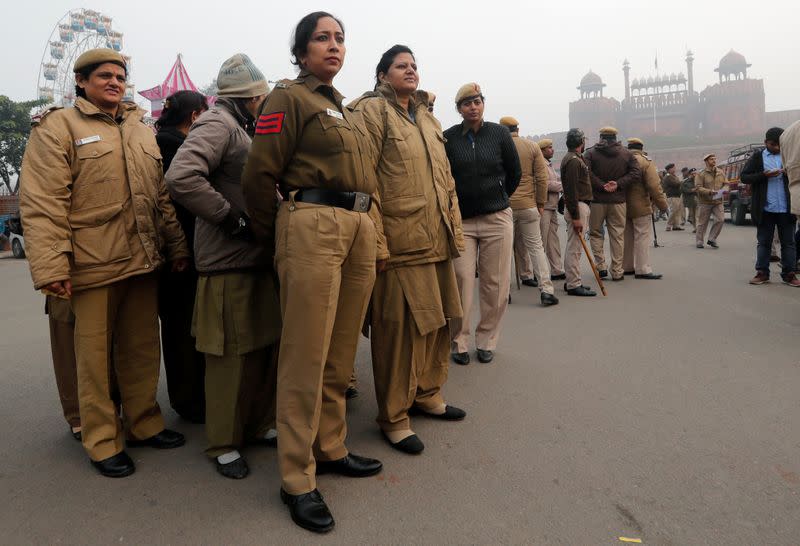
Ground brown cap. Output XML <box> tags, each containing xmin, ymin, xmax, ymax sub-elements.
<box><xmin>73</xmin><ymin>48</ymin><xmax>126</xmax><ymax>73</ymax></box>
<box><xmin>627</xmin><ymin>137</ymin><xmax>644</xmax><ymax>147</ymax></box>
<box><xmin>538</xmin><ymin>138</ymin><xmax>553</xmax><ymax>149</ymax></box>
<box><xmin>217</xmin><ymin>54</ymin><xmax>269</xmax><ymax>98</ymax></box>
<box><xmin>599</xmin><ymin>126</ymin><xmax>618</xmax><ymax>136</ymax></box>
<box><xmin>455</xmin><ymin>82</ymin><xmax>482</xmax><ymax>104</ymax></box>
<box><xmin>499</xmin><ymin>116</ymin><xmax>519</xmax><ymax>128</ymax></box>
<box><xmin>703</xmin><ymin>153</ymin><xmax>715</xmax><ymax>161</ymax></box>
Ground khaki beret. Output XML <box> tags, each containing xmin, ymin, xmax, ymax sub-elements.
<box><xmin>627</xmin><ymin>137</ymin><xmax>644</xmax><ymax>147</ymax></box>
<box><xmin>455</xmin><ymin>82</ymin><xmax>482</xmax><ymax>104</ymax></box>
<box><xmin>703</xmin><ymin>153</ymin><xmax>716</xmax><ymax>161</ymax></box>
<box><xmin>499</xmin><ymin>116</ymin><xmax>519</xmax><ymax>127</ymax></box>
<box><xmin>73</xmin><ymin>48</ymin><xmax>127</xmax><ymax>73</ymax></box>
<box><xmin>538</xmin><ymin>138</ymin><xmax>553</xmax><ymax>149</ymax></box>
<box><xmin>599</xmin><ymin>126</ymin><xmax>618</xmax><ymax>136</ymax></box>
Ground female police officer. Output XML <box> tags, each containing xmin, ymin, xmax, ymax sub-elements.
<box><xmin>242</xmin><ymin>12</ymin><xmax>383</xmax><ymax>533</ymax></box>
<box><xmin>350</xmin><ymin>45</ymin><xmax>467</xmax><ymax>455</ymax></box>
<box><xmin>20</xmin><ymin>49</ymin><xmax>189</xmax><ymax>478</ymax></box>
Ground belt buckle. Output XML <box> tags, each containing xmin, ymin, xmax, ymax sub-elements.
<box><xmin>352</xmin><ymin>192</ymin><xmax>370</xmax><ymax>212</ymax></box>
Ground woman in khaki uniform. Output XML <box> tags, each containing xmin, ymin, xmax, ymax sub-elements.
<box><xmin>241</xmin><ymin>12</ymin><xmax>383</xmax><ymax>534</ymax></box>
<box><xmin>19</xmin><ymin>49</ymin><xmax>189</xmax><ymax>478</ymax></box>
<box><xmin>350</xmin><ymin>45</ymin><xmax>466</xmax><ymax>455</ymax></box>
<box><xmin>166</xmin><ymin>54</ymin><xmax>280</xmax><ymax>480</ymax></box>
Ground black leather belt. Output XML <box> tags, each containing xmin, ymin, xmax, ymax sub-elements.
<box><xmin>294</xmin><ymin>188</ymin><xmax>372</xmax><ymax>212</ymax></box>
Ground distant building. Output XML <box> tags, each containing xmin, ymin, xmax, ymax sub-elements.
<box><xmin>568</xmin><ymin>50</ymin><xmax>796</xmax><ymax>144</ymax></box>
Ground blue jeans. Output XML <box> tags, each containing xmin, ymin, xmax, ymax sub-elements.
<box><xmin>756</xmin><ymin>211</ymin><xmax>797</xmax><ymax>277</ymax></box>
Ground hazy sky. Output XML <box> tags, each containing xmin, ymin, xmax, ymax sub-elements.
<box><xmin>2</xmin><ymin>0</ymin><xmax>799</xmax><ymax>134</ymax></box>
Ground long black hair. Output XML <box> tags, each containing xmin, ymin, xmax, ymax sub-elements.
<box><xmin>375</xmin><ymin>44</ymin><xmax>414</xmax><ymax>87</ymax></box>
<box><xmin>290</xmin><ymin>11</ymin><xmax>345</xmax><ymax>69</ymax></box>
<box><xmin>155</xmin><ymin>90</ymin><xmax>208</xmax><ymax>130</ymax></box>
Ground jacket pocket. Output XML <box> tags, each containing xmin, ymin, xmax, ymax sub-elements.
<box><xmin>69</xmin><ymin>201</ymin><xmax>132</xmax><ymax>268</ymax></box>
<box><xmin>317</xmin><ymin>112</ymin><xmax>354</xmax><ymax>154</ymax></box>
<box><xmin>382</xmin><ymin>195</ymin><xmax>431</xmax><ymax>255</ymax></box>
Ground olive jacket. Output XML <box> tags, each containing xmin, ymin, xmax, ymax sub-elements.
<box><xmin>349</xmin><ymin>85</ymin><xmax>464</xmax><ymax>268</ymax></box>
<box><xmin>627</xmin><ymin>150</ymin><xmax>668</xmax><ymax>218</ymax></box>
<box><xmin>19</xmin><ymin>98</ymin><xmax>188</xmax><ymax>291</ymax></box>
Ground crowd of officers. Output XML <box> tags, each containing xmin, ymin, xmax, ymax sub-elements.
<box><xmin>19</xmin><ymin>10</ymin><xmax>787</xmax><ymax>535</ymax></box>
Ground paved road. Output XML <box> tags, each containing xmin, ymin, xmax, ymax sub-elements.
<box><xmin>2</xmin><ymin>221</ymin><xmax>799</xmax><ymax>545</ymax></box>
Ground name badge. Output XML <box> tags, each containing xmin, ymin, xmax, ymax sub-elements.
<box><xmin>326</xmin><ymin>108</ymin><xmax>343</xmax><ymax>120</ymax></box>
<box><xmin>75</xmin><ymin>135</ymin><xmax>102</xmax><ymax>146</ymax></box>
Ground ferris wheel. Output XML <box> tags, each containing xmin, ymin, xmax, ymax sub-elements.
<box><xmin>36</xmin><ymin>8</ymin><xmax>134</xmax><ymax>111</ymax></box>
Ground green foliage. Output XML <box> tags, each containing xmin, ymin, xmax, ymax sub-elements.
<box><xmin>0</xmin><ymin>96</ymin><xmax>47</xmax><ymax>194</ymax></box>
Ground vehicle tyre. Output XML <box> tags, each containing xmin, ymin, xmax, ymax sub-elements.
<box><xmin>730</xmin><ymin>199</ymin><xmax>746</xmax><ymax>225</ymax></box>
<box><xmin>11</xmin><ymin>238</ymin><xmax>25</xmax><ymax>259</ymax></box>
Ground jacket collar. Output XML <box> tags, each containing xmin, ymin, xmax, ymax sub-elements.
<box><xmin>75</xmin><ymin>96</ymin><xmax>138</xmax><ymax>122</ymax></box>
<box><xmin>460</xmin><ymin>119</ymin><xmax>484</xmax><ymax>136</ymax></box>
<box><xmin>299</xmin><ymin>69</ymin><xmax>344</xmax><ymax>105</ymax></box>
<box><xmin>214</xmin><ymin>96</ymin><xmax>250</xmax><ymax>127</ymax></box>
<box><xmin>375</xmin><ymin>83</ymin><xmax>427</xmax><ymax>119</ymax></box>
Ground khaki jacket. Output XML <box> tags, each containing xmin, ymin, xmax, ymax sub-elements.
<box><xmin>349</xmin><ymin>85</ymin><xmax>464</xmax><ymax>268</ymax></box>
<box><xmin>695</xmin><ymin>166</ymin><xmax>727</xmax><ymax>205</ymax></box>
<box><xmin>627</xmin><ymin>150</ymin><xmax>668</xmax><ymax>218</ymax></box>
<box><xmin>20</xmin><ymin>98</ymin><xmax>188</xmax><ymax>291</ymax></box>
<box><xmin>781</xmin><ymin>119</ymin><xmax>800</xmax><ymax>215</ymax></box>
<box><xmin>543</xmin><ymin>160</ymin><xmax>562</xmax><ymax>210</ymax></box>
<box><xmin>508</xmin><ymin>133</ymin><xmax>548</xmax><ymax>210</ymax></box>
<box><xmin>166</xmin><ymin>98</ymin><xmax>270</xmax><ymax>274</ymax></box>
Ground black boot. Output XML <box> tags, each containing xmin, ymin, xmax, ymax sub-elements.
<box><xmin>281</xmin><ymin>489</ymin><xmax>335</xmax><ymax>533</ymax></box>
<box><xmin>91</xmin><ymin>451</ymin><xmax>135</xmax><ymax>478</ymax></box>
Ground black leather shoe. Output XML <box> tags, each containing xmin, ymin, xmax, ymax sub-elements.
<box><xmin>316</xmin><ymin>453</ymin><xmax>382</xmax><ymax>477</ymax></box>
<box><xmin>550</xmin><ymin>273</ymin><xmax>566</xmax><ymax>280</ymax></box>
<box><xmin>381</xmin><ymin>431</ymin><xmax>424</xmax><ymax>455</ymax></box>
<box><xmin>281</xmin><ymin>488</ymin><xmax>335</xmax><ymax>534</ymax></box>
<box><xmin>216</xmin><ymin>457</ymin><xmax>249</xmax><ymax>479</ymax></box>
<box><xmin>127</xmin><ymin>429</ymin><xmax>185</xmax><ymax>449</ymax></box>
<box><xmin>71</xmin><ymin>428</ymin><xmax>82</xmax><ymax>442</ymax></box>
<box><xmin>522</xmin><ymin>278</ymin><xmax>538</xmax><ymax>287</ymax></box>
<box><xmin>540</xmin><ymin>293</ymin><xmax>559</xmax><ymax>306</ymax></box>
<box><xmin>409</xmin><ymin>404</ymin><xmax>467</xmax><ymax>421</ymax></box>
<box><xmin>345</xmin><ymin>386</ymin><xmax>359</xmax><ymax>400</ymax></box>
<box><xmin>91</xmin><ymin>451</ymin><xmax>135</xmax><ymax>478</ymax></box>
<box><xmin>476</xmin><ymin>349</ymin><xmax>494</xmax><ymax>363</ymax></box>
<box><xmin>624</xmin><ymin>270</ymin><xmax>635</xmax><ymax>276</ymax></box>
<box><xmin>566</xmin><ymin>285</ymin><xmax>596</xmax><ymax>297</ymax></box>
<box><xmin>707</xmin><ymin>240</ymin><xmax>719</xmax><ymax>248</ymax></box>
<box><xmin>635</xmin><ymin>273</ymin><xmax>663</xmax><ymax>280</ymax></box>
<box><xmin>598</xmin><ymin>269</ymin><xmax>608</xmax><ymax>278</ymax></box>
<box><xmin>451</xmin><ymin>352</ymin><xmax>470</xmax><ymax>365</ymax></box>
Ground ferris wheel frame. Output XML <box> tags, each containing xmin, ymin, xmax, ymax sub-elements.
<box><xmin>36</xmin><ymin>8</ymin><xmax>133</xmax><ymax>111</ymax></box>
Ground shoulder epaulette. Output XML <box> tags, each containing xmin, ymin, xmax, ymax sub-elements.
<box><xmin>31</xmin><ymin>106</ymin><xmax>63</xmax><ymax>126</ymax></box>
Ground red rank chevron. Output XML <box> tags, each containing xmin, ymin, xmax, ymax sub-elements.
<box><xmin>256</xmin><ymin>112</ymin><xmax>285</xmax><ymax>135</ymax></box>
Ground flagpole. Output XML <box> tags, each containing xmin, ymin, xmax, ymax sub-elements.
<box><xmin>653</xmin><ymin>50</ymin><xmax>658</xmax><ymax>134</ymax></box>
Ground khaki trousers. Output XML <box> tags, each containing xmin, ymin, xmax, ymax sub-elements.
<box><xmin>667</xmin><ymin>197</ymin><xmax>684</xmax><ymax>228</ymax></box>
<box><xmin>197</xmin><ymin>272</ymin><xmax>279</xmax><ymax>459</ymax></box>
<box><xmin>512</xmin><ymin>208</ymin><xmax>554</xmax><ymax>294</ymax></box>
<box><xmin>47</xmin><ymin>296</ymin><xmax>80</xmax><ymax>428</ymax></box>
<box><xmin>540</xmin><ymin>209</ymin><xmax>564</xmax><ymax>276</ymax></box>
<box><xmin>589</xmin><ymin>202</ymin><xmax>627</xmax><ymax>278</ymax></box>
<box><xmin>370</xmin><ymin>269</ymin><xmax>448</xmax><ymax>432</ymax></box>
<box><xmin>564</xmin><ymin>202</ymin><xmax>591</xmax><ymax>289</ymax></box>
<box><xmin>623</xmin><ymin>215</ymin><xmax>654</xmax><ymax>275</ymax></box>
<box><xmin>686</xmin><ymin>202</ymin><xmax>697</xmax><ymax>226</ymax></box>
<box><xmin>70</xmin><ymin>274</ymin><xmax>164</xmax><ymax>461</ymax></box>
<box><xmin>275</xmin><ymin>202</ymin><xmax>376</xmax><ymax>495</ymax></box>
<box><xmin>696</xmin><ymin>203</ymin><xmax>724</xmax><ymax>244</ymax></box>
<box><xmin>451</xmin><ymin>208</ymin><xmax>513</xmax><ymax>353</ymax></box>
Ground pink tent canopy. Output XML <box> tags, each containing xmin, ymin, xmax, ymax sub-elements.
<box><xmin>139</xmin><ymin>54</ymin><xmax>206</xmax><ymax>118</ymax></box>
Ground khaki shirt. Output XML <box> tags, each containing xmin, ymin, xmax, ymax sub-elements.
<box><xmin>695</xmin><ymin>167</ymin><xmax>727</xmax><ymax>205</ymax></box>
<box><xmin>627</xmin><ymin>150</ymin><xmax>668</xmax><ymax>218</ymax></box>
<box><xmin>20</xmin><ymin>98</ymin><xmax>188</xmax><ymax>291</ymax></box>
<box><xmin>349</xmin><ymin>85</ymin><xmax>464</xmax><ymax>268</ymax></box>
<box><xmin>241</xmin><ymin>70</ymin><xmax>385</xmax><ymax>257</ymax></box>
<box><xmin>544</xmin><ymin>160</ymin><xmax>562</xmax><ymax>210</ymax></box>
<box><xmin>508</xmin><ymin>133</ymin><xmax>548</xmax><ymax>210</ymax></box>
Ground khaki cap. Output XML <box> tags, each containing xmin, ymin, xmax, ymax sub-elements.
<box><xmin>599</xmin><ymin>126</ymin><xmax>618</xmax><ymax>136</ymax></box>
<box><xmin>627</xmin><ymin>137</ymin><xmax>644</xmax><ymax>147</ymax></box>
<box><xmin>455</xmin><ymin>82</ymin><xmax>482</xmax><ymax>104</ymax></box>
<box><xmin>703</xmin><ymin>153</ymin><xmax>715</xmax><ymax>161</ymax></box>
<box><xmin>499</xmin><ymin>116</ymin><xmax>519</xmax><ymax>127</ymax></box>
<box><xmin>538</xmin><ymin>138</ymin><xmax>553</xmax><ymax>149</ymax></box>
<box><xmin>217</xmin><ymin>53</ymin><xmax>269</xmax><ymax>98</ymax></box>
<box><xmin>73</xmin><ymin>48</ymin><xmax>126</xmax><ymax>72</ymax></box>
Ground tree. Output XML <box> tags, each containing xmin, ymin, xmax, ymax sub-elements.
<box><xmin>0</xmin><ymin>96</ymin><xmax>46</xmax><ymax>194</ymax></box>
<box><xmin>199</xmin><ymin>79</ymin><xmax>218</xmax><ymax>97</ymax></box>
